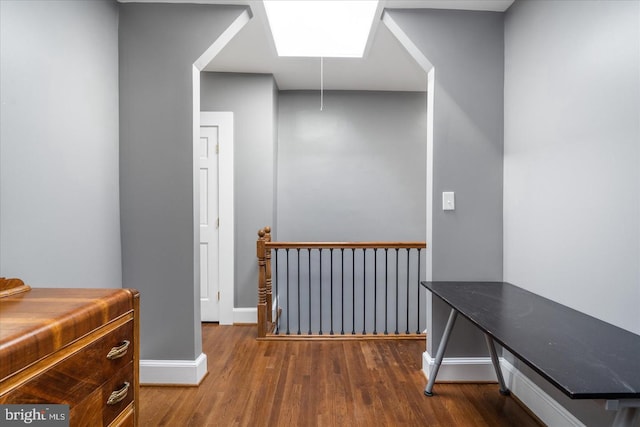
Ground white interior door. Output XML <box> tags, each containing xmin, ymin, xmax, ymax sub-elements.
<box><xmin>199</xmin><ymin>124</ymin><xmax>220</xmax><ymax>321</ymax></box>
<box><xmin>199</xmin><ymin>112</ymin><xmax>234</xmax><ymax>324</ymax></box>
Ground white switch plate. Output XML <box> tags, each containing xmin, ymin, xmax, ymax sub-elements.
<box><xmin>443</xmin><ymin>192</ymin><xmax>455</xmax><ymax>211</ymax></box>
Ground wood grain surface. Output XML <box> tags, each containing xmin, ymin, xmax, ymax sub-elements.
<box><xmin>0</xmin><ymin>277</ymin><xmax>31</xmax><ymax>298</ymax></box>
<box><xmin>0</xmin><ymin>288</ymin><xmax>136</xmax><ymax>381</ymax></box>
<box><xmin>1</xmin><ymin>287</ymin><xmax>140</xmax><ymax>426</ymax></box>
<box><xmin>140</xmin><ymin>324</ymin><xmax>542</xmax><ymax>426</ymax></box>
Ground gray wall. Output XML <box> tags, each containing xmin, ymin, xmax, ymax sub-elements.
<box><xmin>504</xmin><ymin>0</ymin><xmax>640</xmax><ymax>335</ymax></box>
<box><xmin>504</xmin><ymin>1</ymin><xmax>640</xmax><ymax>424</ymax></box>
<box><xmin>200</xmin><ymin>72</ymin><xmax>278</xmax><ymax>308</ymax></box>
<box><xmin>119</xmin><ymin>4</ymin><xmax>246</xmax><ymax>360</ymax></box>
<box><xmin>387</xmin><ymin>9</ymin><xmax>505</xmax><ymax>356</ymax></box>
<box><xmin>276</xmin><ymin>91</ymin><xmax>427</xmax><ymax>242</ymax></box>
<box><xmin>0</xmin><ymin>0</ymin><xmax>121</xmax><ymax>288</ymax></box>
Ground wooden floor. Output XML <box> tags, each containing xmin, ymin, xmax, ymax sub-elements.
<box><xmin>139</xmin><ymin>324</ymin><xmax>542</xmax><ymax>426</ymax></box>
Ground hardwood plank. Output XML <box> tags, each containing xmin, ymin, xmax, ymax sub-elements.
<box><xmin>139</xmin><ymin>324</ymin><xmax>542</xmax><ymax>427</ymax></box>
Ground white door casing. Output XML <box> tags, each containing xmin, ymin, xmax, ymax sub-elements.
<box><xmin>200</xmin><ymin>112</ymin><xmax>234</xmax><ymax>323</ymax></box>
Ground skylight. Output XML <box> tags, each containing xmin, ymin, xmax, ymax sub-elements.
<box><xmin>263</xmin><ymin>0</ymin><xmax>379</xmax><ymax>58</ymax></box>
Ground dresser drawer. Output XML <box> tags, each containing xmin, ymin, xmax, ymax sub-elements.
<box><xmin>69</xmin><ymin>362</ymin><xmax>134</xmax><ymax>427</ymax></box>
<box><xmin>0</xmin><ymin>319</ymin><xmax>133</xmax><ymax>404</ymax></box>
<box><xmin>102</xmin><ymin>363</ymin><xmax>134</xmax><ymax>426</ymax></box>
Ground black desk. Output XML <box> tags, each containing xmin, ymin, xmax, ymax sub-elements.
<box><xmin>421</xmin><ymin>281</ymin><xmax>640</xmax><ymax>427</ymax></box>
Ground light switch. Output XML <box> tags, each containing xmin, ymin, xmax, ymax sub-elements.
<box><xmin>443</xmin><ymin>192</ymin><xmax>455</xmax><ymax>211</ymax></box>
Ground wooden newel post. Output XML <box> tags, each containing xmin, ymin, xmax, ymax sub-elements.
<box><xmin>264</xmin><ymin>226</ymin><xmax>272</xmax><ymax>324</ymax></box>
<box><xmin>257</xmin><ymin>228</ymin><xmax>267</xmax><ymax>338</ymax></box>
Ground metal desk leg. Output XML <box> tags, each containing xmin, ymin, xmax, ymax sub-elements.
<box><xmin>485</xmin><ymin>334</ymin><xmax>510</xmax><ymax>396</ymax></box>
<box><xmin>606</xmin><ymin>400</ymin><xmax>640</xmax><ymax>427</ymax></box>
<box><xmin>424</xmin><ymin>308</ymin><xmax>458</xmax><ymax>396</ymax></box>
<box><xmin>612</xmin><ymin>407</ymin><xmax>639</xmax><ymax>427</ymax></box>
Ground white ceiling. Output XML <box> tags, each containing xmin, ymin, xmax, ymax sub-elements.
<box><xmin>206</xmin><ymin>2</ymin><xmax>429</xmax><ymax>91</ymax></box>
<box><xmin>121</xmin><ymin>0</ymin><xmax>515</xmax><ymax>91</ymax></box>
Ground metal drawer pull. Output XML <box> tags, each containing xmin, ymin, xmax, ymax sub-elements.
<box><xmin>107</xmin><ymin>382</ymin><xmax>130</xmax><ymax>406</ymax></box>
<box><xmin>106</xmin><ymin>340</ymin><xmax>130</xmax><ymax>360</ymax></box>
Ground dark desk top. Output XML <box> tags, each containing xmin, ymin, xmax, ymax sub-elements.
<box><xmin>422</xmin><ymin>281</ymin><xmax>640</xmax><ymax>399</ymax></box>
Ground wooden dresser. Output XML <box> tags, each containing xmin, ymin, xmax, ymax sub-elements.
<box><xmin>0</xmin><ymin>279</ymin><xmax>139</xmax><ymax>427</ymax></box>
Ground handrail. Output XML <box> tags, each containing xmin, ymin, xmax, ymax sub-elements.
<box><xmin>257</xmin><ymin>226</ymin><xmax>427</xmax><ymax>339</ymax></box>
<box><xmin>266</xmin><ymin>242</ymin><xmax>426</xmax><ymax>250</ymax></box>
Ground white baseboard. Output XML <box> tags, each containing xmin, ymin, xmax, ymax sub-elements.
<box><xmin>140</xmin><ymin>352</ymin><xmax>208</xmax><ymax>386</ymax></box>
<box><xmin>422</xmin><ymin>352</ymin><xmax>584</xmax><ymax>427</ymax></box>
<box><xmin>422</xmin><ymin>351</ymin><xmax>498</xmax><ymax>382</ymax></box>
<box><xmin>500</xmin><ymin>359</ymin><xmax>584</xmax><ymax>427</ymax></box>
<box><xmin>233</xmin><ymin>307</ymin><xmax>256</xmax><ymax>324</ymax></box>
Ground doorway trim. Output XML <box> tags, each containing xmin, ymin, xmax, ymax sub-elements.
<box><xmin>381</xmin><ymin>9</ymin><xmax>435</xmax><ymax>347</ymax></box>
<box><xmin>192</xmin><ymin>9</ymin><xmax>251</xmax><ymax>327</ymax></box>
